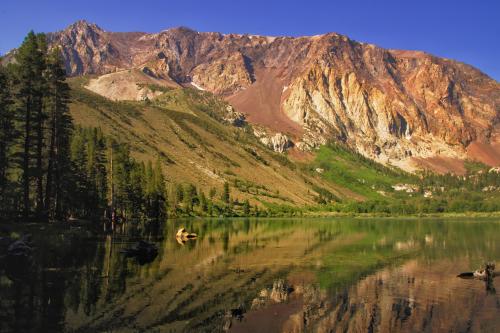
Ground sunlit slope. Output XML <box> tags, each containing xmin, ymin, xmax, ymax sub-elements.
<box><xmin>68</xmin><ymin>78</ymin><xmax>352</xmax><ymax>206</ymax></box>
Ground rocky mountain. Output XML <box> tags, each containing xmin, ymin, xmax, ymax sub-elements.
<box><xmin>44</xmin><ymin>20</ymin><xmax>500</xmax><ymax>172</ymax></box>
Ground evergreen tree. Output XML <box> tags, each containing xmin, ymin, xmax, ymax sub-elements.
<box><xmin>44</xmin><ymin>48</ymin><xmax>72</xmax><ymax>219</ymax></box>
<box><xmin>176</xmin><ymin>184</ymin><xmax>184</xmax><ymax>203</ymax></box>
<box><xmin>144</xmin><ymin>160</ymin><xmax>155</xmax><ymax>216</ymax></box>
<box><xmin>111</xmin><ymin>141</ymin><xmax>132</xmax><ymax>216</ymax></box>
<box><xmin>183</xmin><ymin>184</ymin><xmax>193</xmax><ymax>213</ymax></box>
<box><xmin>69</xmin><ymin>128</ymin><xmax>89</xmax><ymax>216</ymax></box>
<box><xmin>153</xmin><ymin>157</ymin><xmax>167</xmax><ymax>218</ymax></box>
<box><xmin>92</xmin><ymin>128</ymin><xmax>107</xmax><ymax>210</ymax></box>
<box><xmin>243</xmin><ymin>199</ymin><xmax>250</xmax><ymax>216</ymax></box>
<box><xmin>168</xmin><ymin>183</ymin><xmax>179</xmax><ymax>215</ymax></box>
<box><xmin>34</xmin><ymin>33</ymin><xmax>47</xmax><ymax>216</ymax></box>
<box><xmin>0</xmin><ymin>66</ymin><xmax>14</xmax><ymax>212</ymax></box>
<box><xmin>144</xmin><ymin>157</ymin><xmax>167</xmax><ymax>219</ymax></box>
<box><xmin>199</xmin><ymin>191</ymin><xmax>208</xmax><ymax>213</ymax></box>
<box><xmin>12</xmin><ymin>31</ymin><xmax>46</xmax><ymax>217</ymax></box>
<box><xmin>209</xmin><ymin>187</ymin><xmax>216</xmax><ymax>199</ymax></box>
<box><xmin>128</xmin><ymin>162</ymin><xmax>144</xmax><ymax>216</ymax></box>
<box><xmin>222</xmin><ymin>182</ymin><xmax>230</xmax><ymax>204</ymax></box>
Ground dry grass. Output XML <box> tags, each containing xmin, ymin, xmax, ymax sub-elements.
<box><xmin>69</xmin><ymin>78</ymin><xmax>350</xmax><ymax>207</ymax></box>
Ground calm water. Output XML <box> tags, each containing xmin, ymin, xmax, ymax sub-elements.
<box><xmin>1</xmin><ymin>218</ymin><xmax>500</xmax><ymax>332</ymax></box>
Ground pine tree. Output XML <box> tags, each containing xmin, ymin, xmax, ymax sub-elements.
<box><xmin>69</xmin><ymin>128</ymin><xmax>87</xmax><ymax>216</ymax></box>
<box><xmin>199</xmin><ymin>191</ymin><xmax>208</xmax><ymax>213</ymax></box>
<box><xmin>144</xmin><ymin>160</ymin><xmax>154</xmax><ymax>216</ymax></box>
<box><xmin>12</xmin><ymin>31</ymin><xmax>47</xmax><ymax>217</ymax></box>
<box><xmin>143</xmin><ymin>157</ymin><xmax>167</xmax><ymax>219</ymax></box>
<box><xmin>129</xmin><ymin>162</ymin><xmax>144</xmax><ymax>216</ymax></box>
<box><xmin>44</xmin><ymin>47</ymin><xmax>72</xmax><ymax>219</ymax></box>
<box><xmin>92</xmin><ymin>128</ymin><xmax>107</xmax><ymax>210</ymax></box>
<box><xmin>34</xmin><ymin>33</ymin><xmax>47</xmax><ymax>216</ymax></box>
<box><xmin>222</xmin><ymin>182</ymin><xmax>230</xmax><ymax>204</ymax></box>
<box><xmin>183</xmin><ymin>184</ymin><xmax>193</xmax><ymax>213</ymax></box>
<box><xmin>0</xmin><ymin>66</ymin><xmax>14</xmax><ymax>212</ymax></box>
<box><xmin>152</xmin><ymin>157</ymin><xmax>167</xmax><ymax>218</ymax></box>
<box><xmin>243</xmin><ymin>199</ymin><xmax>250</xmax><ymax>216</ymax></box>
<box><xmin>111</xmin><ymin>141</ymin><xmax>132</xmax><ymax>216</ymax></box>
<box><xmin>168</xmin><ymin>183</ymin><xmax>179</xmax><ymax>215</ymax></box>
<box><xmin>176</xmin><ymin>184</ymin><xmax>184</xmax><ymax>203</ymax></box>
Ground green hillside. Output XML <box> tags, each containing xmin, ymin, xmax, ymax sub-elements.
<box><xmin>68</xmin><ymin>78</ymin><xmax>500</xmax><ymax>216</ymax></box>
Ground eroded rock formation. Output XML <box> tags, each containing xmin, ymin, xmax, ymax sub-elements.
<box><xmin>42</xmin><ymin>20</ymin><xmax>500</xmax><ymax>171</ymax></box>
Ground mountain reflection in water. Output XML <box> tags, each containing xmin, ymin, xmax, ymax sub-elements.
<box><xmin>0</xmin><ymin>218</ymin><xmax>499</xmax><ymax>332</ymax></box>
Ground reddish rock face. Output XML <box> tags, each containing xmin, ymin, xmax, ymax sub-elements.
<box><xmin>46</xmin><ymin>20</ymin><xmax>500</xmax><ymax>171</ymax></box>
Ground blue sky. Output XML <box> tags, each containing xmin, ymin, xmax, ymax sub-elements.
<box><xmin>1</xmin><ymin>0</ymin><xmax>498</xmax><ymax>81</ymax></box>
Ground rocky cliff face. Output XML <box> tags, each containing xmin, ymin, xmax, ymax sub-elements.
<box><xmin>45</xmin><ymin>20</ymin><xmax>500</xmax><ymax>171</ymax></box>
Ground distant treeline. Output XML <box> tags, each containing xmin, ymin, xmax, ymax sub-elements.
<box><xmin>70</xmin><ymin>126</ymin><xmax>251</xmax><ymax>220</ymax></box>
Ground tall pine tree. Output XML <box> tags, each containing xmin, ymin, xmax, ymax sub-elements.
<box><xmin>34</xmin><ymin>33</ymin><xmax>47</xmax><ymax>216</ymax></box>
<box><xmin>0</xmin><ymin>66</ymin><xmax>14</xmax><ymax>212</ymax></box>
<box><xmin>44</xmin><ymin>47</ymin><xmax>72</xmax><ymax>219</ymax></box>
<box><xmin>12</xmin><ymin>31</ymin><xmax>47</xmax><ymax>217</ymax></box>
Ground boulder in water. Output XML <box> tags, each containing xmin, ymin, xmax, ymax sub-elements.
<box><xmin>121</xmin><ymin>240</ymin><xmax>158</xmax><ymax>265</ymax></box>
<box><xmin>176</xmin><ymin>228</ymin><xmax>197</xmax><ymax>242</ymax></box>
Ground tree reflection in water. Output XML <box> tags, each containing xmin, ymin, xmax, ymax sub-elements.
<box><xmin>0</xmin><ymin>218</ymin><xmax>498</xmax><ymax>332</ymax></box>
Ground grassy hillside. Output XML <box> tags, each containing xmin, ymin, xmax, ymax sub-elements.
<box><xmin>68</xmin><ymin>78</ymin><xmax>500</xmax><ymax>214</ymax></box>
<box><xmin>68</xmin><ymin>78</ymin><xmax>351</xmax><ymax>208</ymax></box>
<box><xmin>311</xmin><ymin>144</ymin><xmax>415</xmax><ymax>200</ymax></box>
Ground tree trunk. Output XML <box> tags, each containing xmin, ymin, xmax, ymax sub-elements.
<box><xmin>23</xmin><ymin>96</ymin><xmax>32</xmax><ymax>218</ymax></box>
<box><xmin>45</xmin><ymin>93</ymin><xmax>57</xmax><ymax>219</ymax></box>
<box><xmin>35</xmin><ymin>96</ymin><xmax>44</xmax><ymax>218</ymax></box>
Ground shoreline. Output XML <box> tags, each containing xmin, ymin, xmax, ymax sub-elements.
<box><xmin>2</xmin><ymin>211</ymin><xmax>500</xmax><ymax>228</ymax></box>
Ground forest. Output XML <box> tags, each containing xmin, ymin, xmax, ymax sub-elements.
<box><xmin>0</xmin><ymin>31</ymin><xmax>244</xmax><ymax>222</ymax></box>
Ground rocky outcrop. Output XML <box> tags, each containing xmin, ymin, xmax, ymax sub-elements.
<box><xmin>253</xmin><ymin>127</ymin><xmax>294</xmax><ymax>153</ymax></box>
<box><xmin>191</xmin><ymin>52</ymin><xmax>254</xmax><ymax>95</ymax></box>
<box><xmin>281</xmin><ymin>44</ymin><xmax>499</xmax><ymax>169</ymax></box>
<box><xmin>42</xmin><ymin>20</ymin><xmax>500</xmax><ymax>171</ymax></box>
<box><xmin>84</xmin><ymin>68</ymin><xmax>176</xmax><ymax>101</ymax></box>
<box><xmin>222</xmin><ymin>105</ymin><xmax>246</xmax><ymax>127</ymax></box>
<box><xmin>269</xmin><ymin>133</ymin><xmax>294</xmax><ymax>153</ymax></box>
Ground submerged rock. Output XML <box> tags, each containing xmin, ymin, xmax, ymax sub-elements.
<box><xmin>0</xmin><ymin>234</ymin><xmax>34</xmax><ymax>280</ymax></box>
<box><xmin>251</xmin><ymin>279</ymin><xmax>294</xmax><ymax>309</ymax></box>
<box><xmin>121</xmin><ymin>240</ymin><xmax>158</xmax><ymax>265</ymax></box>
<box><xmin>457</xmin><ymin>262</ymin><xmax>497</xmax><ymax>280</ymax></box>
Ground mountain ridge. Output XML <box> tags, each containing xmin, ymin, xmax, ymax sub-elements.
<box><xmin>31</xmin><ymin>20</ymin><xmax>500</xmax><ymax>172</ymax></box>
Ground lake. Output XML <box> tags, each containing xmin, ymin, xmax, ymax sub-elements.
<box><xmin>1</xmin><ymin>218</ymin><xmax>499</xmax><ymax>332</ymax></box>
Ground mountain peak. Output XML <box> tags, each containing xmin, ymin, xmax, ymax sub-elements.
<box><xmin>161</xmin><ymin>26</ymin><xmax>198</xmax><ymax>35</ymax></box>
<box><xmin>66</xmin><ymin>19</ymin><xmax>104</xmax><ymax>33</ymax></box>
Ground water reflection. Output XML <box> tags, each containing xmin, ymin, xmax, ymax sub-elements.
<box><xmin>0</xmin><ymin>218</ymin><xmax>499</xmax><ymax>332</ymax></box>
